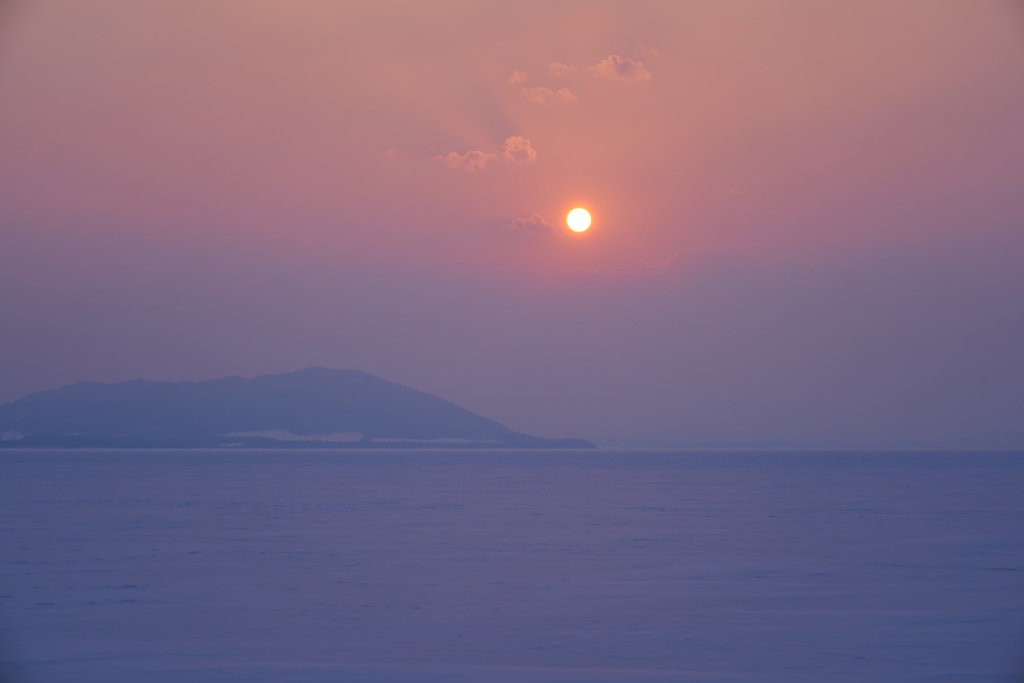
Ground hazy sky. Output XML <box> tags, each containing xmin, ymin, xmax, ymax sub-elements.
<box><xmin>1</xmin><ymin>0</ymin><xmax>1022</xmax><ymax>447</ymax></box>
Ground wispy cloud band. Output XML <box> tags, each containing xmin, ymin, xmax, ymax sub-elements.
<box><xmin>520</xmin><ymin>86</ymin><xmax>578</xmax><ymax>105</ymax></box>
<box><xmin>436</xmin><ymin>136</ymin><xmax>536</xmax><ymax>170</ymax></box>
<box><xmin>588</xmin><ymin>54</ymin><xmax>651</xmax><ymax>81</ymax></box>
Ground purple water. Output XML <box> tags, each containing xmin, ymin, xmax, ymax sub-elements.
<box><xmin>2</xmin><ymin>450</ymin><xmax>1023</xmax><ymax>682</ymax></box>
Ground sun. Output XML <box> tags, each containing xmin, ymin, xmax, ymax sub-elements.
<box><xmin>567</xmin><ymin>208</ymin><xmax>591</xmax><ymax>232</ymax></box>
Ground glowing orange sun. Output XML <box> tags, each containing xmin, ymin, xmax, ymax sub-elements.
<box><xmin>567</xmin><ymin>208</ymin><xmax>591</xmax><ymax>232</ymax></box>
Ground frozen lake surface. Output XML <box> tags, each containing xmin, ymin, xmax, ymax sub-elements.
<box><xmin>2</xmin><ymin>449</ymin><xmax>1023</xmax><ymax>683</ymax></box>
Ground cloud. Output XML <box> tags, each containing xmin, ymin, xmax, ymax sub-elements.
<box><xmin>639</xmin><ymin>44</ymin><xmax>659</xmax><ymax>60</ymax></box>
<box><xmin>520</xmin><ymin>86</ymin><xmax>578</xmax><ymax>105</ymax></box>
<box><xmin>435</xmin><ymin>150</ymin><xmax>497</xmax><ymax>171</ymax></box>
<box><xmin>588</xmin><ymin>54</ymin><xmax>651</xmax><ymax>82</ymax></box>
<box><xmin>507</xmin><ymin>70</ymin><xmax>527</xmax><ymax>85</ymax></box>
<box><xmin>436</xmin><ymin>136</ymin><xmax>536</xmax><ymax>170</ymax></box>
<box><xmin>505</xmin><ymin>214</ymin><xmax>553</xmax><ymax>233</ymax></box>
<box><xmin>501</xmin><ymin>136</ymin><xmax>536</xmax><ymax>164</ymax></box>
<box><xmin>548</xmin><ymin>62</ymin><xmax>578</xmax><ymax>77</ymax></box>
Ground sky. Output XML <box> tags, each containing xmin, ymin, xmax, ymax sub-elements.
<box><xmin>1</xmin><ymin>0</ymin><xmax>1022</xmax><ymax>447</ymax></box>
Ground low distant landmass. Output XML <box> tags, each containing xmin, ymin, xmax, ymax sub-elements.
<box><xmin>0</xmin><ymin>367</ymin><xmax>595</xmax><ymax>449</ymax></box>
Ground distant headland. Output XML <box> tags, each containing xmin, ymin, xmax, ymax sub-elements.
<box><xmin>0</xmin><ymin>367</ymin><xmax>595</xmax><ymax>449</ymax></box>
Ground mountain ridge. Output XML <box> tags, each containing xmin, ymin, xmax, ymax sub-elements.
<box><xmin>0</xmin><ymin>367</ymin><xmax>595</xmax><ymax>449</ymax></box>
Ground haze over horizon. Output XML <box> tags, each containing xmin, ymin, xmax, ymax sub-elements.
<box><xmin>1</xmin><ymin>1</ymin><xmax>1022</xmax><ymax>448</ymax></box>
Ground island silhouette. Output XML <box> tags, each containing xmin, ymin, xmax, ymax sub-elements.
<box><xmin>0</xmin><ymin>367</ymin><xmax>595</xmax><ymax>449</ymax></box>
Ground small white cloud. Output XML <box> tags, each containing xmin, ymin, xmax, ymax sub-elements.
<box><xmin>588</xmin><ymin>54</ymin><xmax>651</xmax><ymax>82</ymax></box>
<box><xmin>548</xmin><ymin>62</ymin><xmax>578</xmax><ymax>77</ymax></box>
<box><xmin>436</xmin><ymin>137</ymin><xmax>536</xmax><ymax>170</ymax></box>
<box><xmin>505</xmin><ymin>214</ymin><xmax>553</xmax><ymax>234</ymax></box>
<box><xmin>501</xmin><ymin>136</ymin><xmax>536</xmax><ymax>164</ymax></box>
<box><xmin>507</xmin><ymin>70</ymin><xmax>528</xmax><ymax>85</ymax></box>
<box><xmin>435</xmin><ymin>149</ymin><xmax>497</xmax><ymax>171</ymax></box>
<box><xmin>520</xmin><ymin>86</ymin><xmax>578</xmax><ymax>105</ymax></box>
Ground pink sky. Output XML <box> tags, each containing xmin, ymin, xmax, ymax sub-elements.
<box><xmin>1</xmin><ymin>1</ymin><xmax>1022</xmax><ymax>446</ymax></box>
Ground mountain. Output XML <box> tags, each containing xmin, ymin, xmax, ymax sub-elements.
<box><xmin>0</xmin><ymin>367</ymin><xmax>595</xmax><ymax>449</ymax></box>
